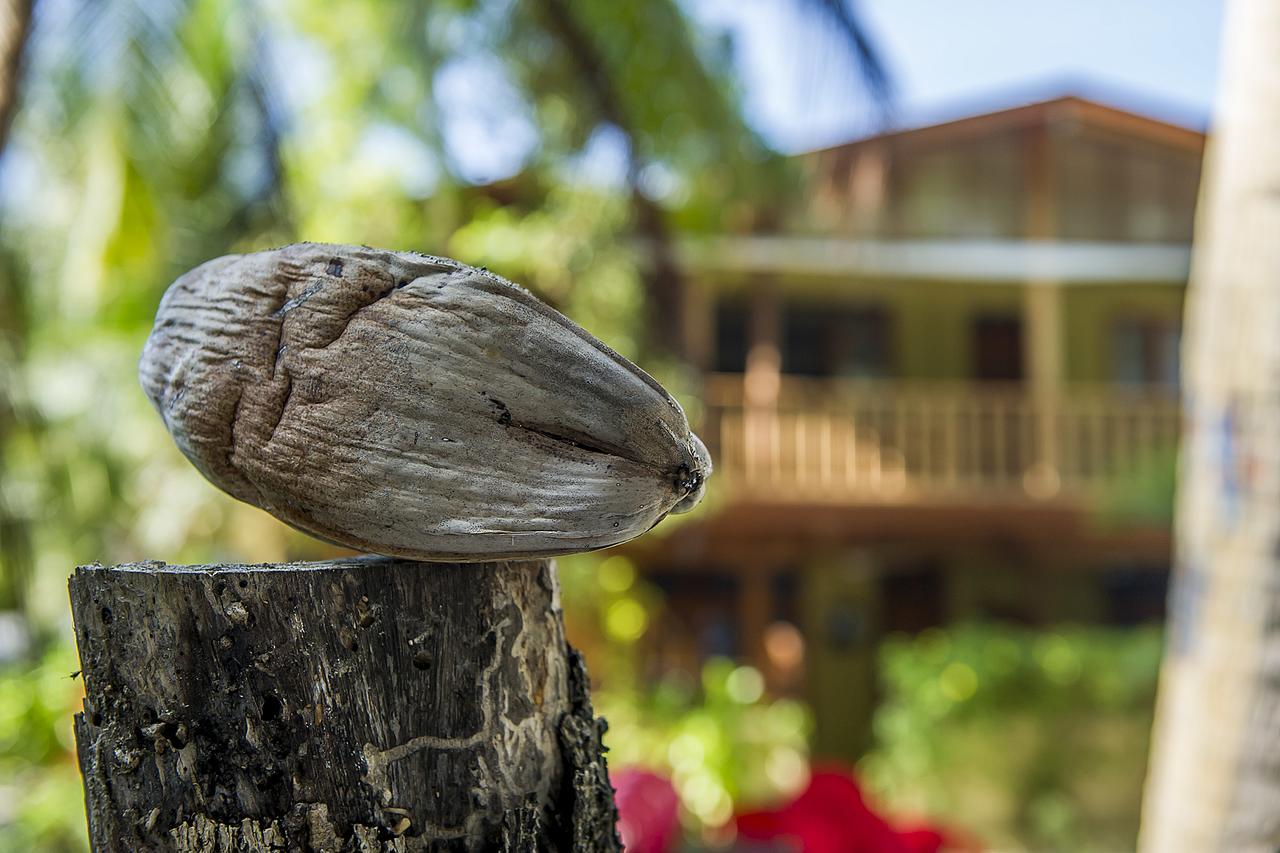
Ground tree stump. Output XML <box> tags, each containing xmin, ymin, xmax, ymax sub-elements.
<box><xmin>68</xmin><ymin>557</ymin><xmax>620</xmax><ymax>852</ymax></box>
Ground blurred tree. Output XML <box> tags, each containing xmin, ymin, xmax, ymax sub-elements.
<box><xmin>0</xmin><ymin>0</ymin><xmax>890</xmax><ymax>626</ymax></box>
<box><xmin>0</xmin><ymin>0</ymin><xmax>891</xmax><ymax>846</ymax></box>
<box><xmin>0</xmin><ymin>0</ymin><xmax>32</xmax><ymax>147</ymax></box>
<box><xmin>1140</xmin><ymin>1</ymin><xmax>1280</xmax><ymax>848</ymax></box>
<box><xmin>0</xmin><ymin>0</ymin><xmax>34</xmax><ymax>610</ymax></box>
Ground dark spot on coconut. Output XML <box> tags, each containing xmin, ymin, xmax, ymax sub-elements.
<box><xmin>674</xmin><ymin>465</ymin><xmax>702</xmax><ymax>496</ymax></box>
<box><xmin>326</xmin><ymin>258</ymin><xmax>344</xmax><ymax>277</ymax></box>
<box><xmin>487</xmin><ymin>397</ymin><xmax>513</xmax><ymax>426</ymax></box>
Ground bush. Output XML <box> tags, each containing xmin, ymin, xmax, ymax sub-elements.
<box><xmin>0</xmin><ymin>643</ymin><xmax>89</xmax><ymax>852</ymax></box>
<box><xmin>859</xmin><ymin>623</ymin><xmax>1163</xmax><ymax>852</ymax></box>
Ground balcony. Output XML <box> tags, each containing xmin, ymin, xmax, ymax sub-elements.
<box><xmin>700</xmin><ymin>375</ymin><xmax>1180</xmax><ymax>505</ymax></box>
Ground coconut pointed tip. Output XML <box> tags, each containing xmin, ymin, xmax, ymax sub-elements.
<box><xmin>671</xmin><ymin>432</ymin><xmax>712</xmax><ymax>515</ymax></box>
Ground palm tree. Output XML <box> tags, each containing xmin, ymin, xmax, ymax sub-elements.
<box><xmin>1140</xmin><ymin>0</ymin><xmax>1280</xmax><ymax>848</ymax></box>
<box><xmin>0</xmin><ymin>0</ymin><xmax>34</xmax><ymax>611</ymax></box>
<box><xmin>0</xmin><ymin>0</ymin><xmax>891</xmax><ymax>609</ymax></box>
<box><xmin>0</xmin><ymin>0</ymin><xmax>32</xmax><ymax>148</ymax></box>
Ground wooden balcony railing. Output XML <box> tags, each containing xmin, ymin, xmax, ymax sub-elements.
<box><xmin>699</xmin><ymin>375</ymin><xmax>1181</xmax><ymax>504</ymax></box>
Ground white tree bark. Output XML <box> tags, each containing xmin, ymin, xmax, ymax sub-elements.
<box><xmin>1140</xmin><ymin>2</ymin><xmax>1280</xmax><ymax>849</ymax></box>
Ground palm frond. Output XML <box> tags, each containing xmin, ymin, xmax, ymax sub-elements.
<box><xmin>802</xmin><ymin>0</ymin><xmax>894</xmax><ymax>115</ymax></box>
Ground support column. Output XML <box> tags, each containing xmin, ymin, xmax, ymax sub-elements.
<box><xmin>681</xmin><ymin>281</ymin><xmax>713</xmax><ymax>375</ymax></box>
<box><xmin>737</xmin><ymin>566</ymin><xmax>773</xmax><ymax>675</ymax></box>
<box><xmin>1024</xmin><ymin>281</ymin><xmax>1063</xmax><ymax>497</ymax></box>
<box><xmin>849</xmin><ymin>140</ymin><xmax>887</xmax><ymax>234</ymax></box>
<box><xmin>1022</xmin><ymin>121</ymin><xmax>1063</xmax><ymax>498</ymax></box>
<box><xmin>803</xmin><ymin>551</ymin><xmax>879</xmax><ymax>760</ymax></box>
<box><xmin>744</xmin><ymin>284</ymin><xmax>781</xmax><ymax>486</ymax></box>
<box><xmin>745</xmin><ymin>283</ymin><xmax>781</xmax><ymax>407</ymax></box>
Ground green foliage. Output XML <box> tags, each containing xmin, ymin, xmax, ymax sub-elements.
<box><xmin>558</xmin><ymin>552</ymin><xmax>813</xmax><ymax>840</ymax></box>
<box><xmin>1094</xmin><ymin>445</ymin><xmax>1179</xmax><ymax>528</ymax></box>
<box><xmin>598</xmin><ymin>662</ymin><xmax>812</xmax><ymax>836</ymax></box>
<box><xmin>0</xmin><ymin>0</ymin><xmax>884</xmax><ymax>846</ymax></box>
<box><xmin>0</xmin><ymin>0</ymin><xmax>804</xmax><ymax>612</ymax></box>
<box><xmin>449</xmin><ymin>189</ymin><xmax>645</xmax><ymax>359</ymax></box>
<box><xmin>860</xmin><ymin>623</ymin><xmax>1164</xmax><ymax>852</ymax></box>
<box><xmin>0</xmin><ymin>644</ymin><xmax>87</xmax><ymax>853</ymax></box>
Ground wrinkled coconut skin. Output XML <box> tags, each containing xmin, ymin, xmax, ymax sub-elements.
<box><xmin>140</xmin><ymin>243</ymin><xmax>711</xmax><ymax>561</ymax></box>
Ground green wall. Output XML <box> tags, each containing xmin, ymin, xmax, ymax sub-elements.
<box><xmin>1062</xmin><ymin>284</ymin><xmax>1184</xmax><ymax>383</ymax></box>
<box><xmin>704</xmin><ymin>276</ymin><xmax>1185</xmax><ymax>384</ymax></box>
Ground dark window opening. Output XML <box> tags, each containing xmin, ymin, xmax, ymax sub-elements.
<box><xmin>771</xmin><ymin>572</ymin><xmax>800</xmax><ymax>624</ymax></box>
<box><xmin>1102</xmin><ymin>567</ymin><xmax>1169</xmax><ymax>626</ymax></box>
<box><xmin>971</xmin><ymin>314</ymin><xmax>1024</xmax><ymax>382</ymax></box>
<box><xmin>714</xmin><ymin>302</ymin><xmax>749</xmax><ymax>373</ymax></box>
<box><xmin>880</xmin><ymin>562</ymin><xmax>946</xmax><ymax>634</ymax></box>
<box><xmin>1113</xmin><ymin>317</ymin><xmax>1180</xmax><ymax>388</ymax></box>
<box><xmin>782</xmin><ymin>304</ymin><xmax>892</xmax><ymax>378</ymax></box>
<box><xmin>650</xmin><ymin>571</ymin><xmax>741</xmax><ymax>660</ymax></box>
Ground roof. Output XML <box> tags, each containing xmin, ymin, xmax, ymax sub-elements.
<box><xmin>804</xmin><ymin>94</ymin><xmax>1206</xmax><ymax>158</ymax></box>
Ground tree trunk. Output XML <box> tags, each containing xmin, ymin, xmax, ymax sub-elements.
<box><xmin>69</xmin><ymin>557</ymin><xmax>621</xmax><ymax>852</ymax></box>
<box><xmin>1140</xmin><ymin>1</ymin><xmax>1280</xmax><ymax>849</ymax></box>
<box><xmin>0</xmin><ymin>0</ymin><xmax>33</xmax><ymax>152</ymax></box>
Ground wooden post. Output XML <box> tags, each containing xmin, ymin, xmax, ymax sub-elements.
<box><xmin>69</xmin><ymin>557</ymin><xmax>620</xmax><ymax>852</ymax></box>
<box><xmin>1022</xmin><ymin>121</ymin><xmax>1063</xmax><ymax>499</ymax></box>
<box><xmin>681</xmin><ymin>279</ymin><xmax>713</xmax><ymax>376</ymax></box>
<box><xmin>1023</xmin><ymin>281</ymin><xmax>1063</xmax><ymax>496</ymax></box>
<box><xmin>745</xmin><ymin>283</ymin><xmax>782</xmax><ymax>488</ymax></box>
<box><xmin>737</xmin><ymin>566</ymin><xmax>772</xmax><ymax>675</ymax></box>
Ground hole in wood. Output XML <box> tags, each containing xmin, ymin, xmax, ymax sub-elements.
<box><xmin>157</xmin><ymin>721</ymin><xmax>185</xmax><ymax>747</ymax></box>
<box><xmin>261</xmin><ymin>694</ymin><xmax>283</xmax><ymax>722</ymax></box>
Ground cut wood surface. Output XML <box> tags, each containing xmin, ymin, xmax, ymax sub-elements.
<box><xmin>69</xmin><ymin>557</ymin><xmax>620</xmax><ymax>852</ymax></box>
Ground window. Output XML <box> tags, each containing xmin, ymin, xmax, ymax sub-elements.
<box><xmin>880</xmin><ymin>561</ymin><xmax>946</xmax><ymax>634</ymax></box>
<box><xmin>714</xmin><ymin>301</ymin><xmax>749</xmax><ymax>373</ymax></box>
<box><xmin>971</xmin><ymin>314</ymin><xmax>1024</xmax><ymax>382</ymax></box>
<box><xmin>1113</xmin><ymin>317</ymin><xmax>1180</xmax><ymax>387</ymax></box>
<box><xmin>782</xmin><ymin>304</ymin><xmax>891</xmax><ymax>378</ymax></box>
<box><xmin>1102</xmin><ymin>566</ymin><xmax>1168</xmax><ymax>625</ymax></box>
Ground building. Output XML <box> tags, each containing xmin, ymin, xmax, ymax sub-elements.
<box><xmin>623</xmin><ymin>95</ymin><xmax>1204</xmax><ymax>758</ymax></box>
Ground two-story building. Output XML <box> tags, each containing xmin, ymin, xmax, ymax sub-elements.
<box><xmin>623</xmin><ymin>94</ymin><xmax>1202</xmax><ymax>758</ymax></box>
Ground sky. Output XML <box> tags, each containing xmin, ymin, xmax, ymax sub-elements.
<box><xmin>0</xmin><ymin>0</ymin><xmax>1227</xmax><ymax>200</ymax></box>
<box><xmin>278</xmin><ymin>0</ymin><xmax>1228</xmax><ymax>187</ymax></box>
<box><xmin>697</xmin><ymin>0</ymin><xmax>1225</xmax><ymax>153</ymax></box>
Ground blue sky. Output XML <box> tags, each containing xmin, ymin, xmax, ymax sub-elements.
<box><xmin>271</xmin><ymin>0</ymin><xmax>1226</xmax><ymax>186</ymax></box>
<box><xmin>697</xmin><ymin>0</ymin><xmax>1224</xmax><ymax>152</ymax></box>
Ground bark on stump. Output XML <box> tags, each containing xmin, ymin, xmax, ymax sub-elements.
<box><xmin>68</xmin><ymin>557</ymin><xmax>620</xmax><ymax>852</ymax></box>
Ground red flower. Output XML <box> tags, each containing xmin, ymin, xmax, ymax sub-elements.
<box><xmin>613</xmin><ymin>768</ymin><xmax>681</xmax><ymax>853</ymax></box>
<box><xmin>735</xmin><ymin>766</ymin><xmax>960</xmax><ymax>853</ymax></box>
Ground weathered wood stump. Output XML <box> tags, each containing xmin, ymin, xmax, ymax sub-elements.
<box><xmin>69</xmin><ymin>558</ymin><xmax>620</xmax><ymax>852</ymax></box>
